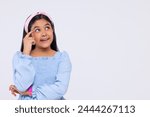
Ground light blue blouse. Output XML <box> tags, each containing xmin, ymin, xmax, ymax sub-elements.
<box><xmin>13</xmin><ymin>51</ymin><xmax>72</xmax><ymax>100</ymax></box>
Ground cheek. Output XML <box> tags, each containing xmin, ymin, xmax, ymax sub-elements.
<box><xmin>32</xmin><ymin>33</ymin><xmax>40</xmax><ymax>40</ymax></box>
<box><xmin>50</xmin><ymin>32</ymin><xmax>54</xmax><ymax>38</ymax></box>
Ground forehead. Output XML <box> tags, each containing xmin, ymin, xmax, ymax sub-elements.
<box><xmin>32</xmin><ymin>19</ymin><xmax>51</xmax><ymax>27</ymax></box>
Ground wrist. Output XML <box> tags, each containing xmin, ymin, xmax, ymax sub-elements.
<box><xmin>20</xmin><ymin>91</ymin><xmax>32</xmax><ymax>96</ymax></box>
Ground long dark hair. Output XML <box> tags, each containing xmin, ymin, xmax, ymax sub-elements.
<box><xmin>21</xmin><ymin>14</ymin><xmax>59</xmax><ymax>52</ymax></box>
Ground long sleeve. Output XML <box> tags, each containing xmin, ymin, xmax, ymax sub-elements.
<box><xmin>32</xmin><ymin>51</ymin><xmax>72</xmax><ymax>100</ymax></box>
<box><xmin>13</xmin><ymin>52</ymin><xmax>35</xmax><ymax>92</ymax></box>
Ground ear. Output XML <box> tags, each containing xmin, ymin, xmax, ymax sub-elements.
<box><xmin>32</xmin><ymin>40</ymin><xmax>36</xmax><ymax>45</ymax></box>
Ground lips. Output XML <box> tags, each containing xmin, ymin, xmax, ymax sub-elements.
<box><xmin>40</xmin><ymin>38</ymin><xmax>49</xmax><ymax>41</ymax></box>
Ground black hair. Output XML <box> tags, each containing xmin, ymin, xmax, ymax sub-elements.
<box><xmin>21</xmin><ymin>14</ymin><xmax>59</xmax><ymax>52</ymax></box>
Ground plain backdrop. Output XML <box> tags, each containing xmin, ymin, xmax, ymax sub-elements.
<box><xmin>0</xmin><ymin>0</ymin><xmax>150</xmax><ymax>100</ymax></box>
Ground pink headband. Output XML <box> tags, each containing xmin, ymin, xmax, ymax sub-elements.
<box><xmin>24</xmin><ymin>12</ymin><xmax>52</xmax><ymax>33</ymax></box>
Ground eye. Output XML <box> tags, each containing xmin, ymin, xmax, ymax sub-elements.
<box><xmin>34</xmin><ymin>28</ymin><xmax>40</xmax><ymax>32</ymax></box>
<box><xmin>45</xmin><ymin>26</ymin><xmax>50</xmax><ymax>31</ymax></box>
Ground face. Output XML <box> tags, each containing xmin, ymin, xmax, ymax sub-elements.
<box><xmin>31</xmin><ymin>19</ymin><xmax>53</xmax><ymax>50</ymax></box>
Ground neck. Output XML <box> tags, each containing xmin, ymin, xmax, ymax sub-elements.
<box><xmin>33</xmin><ymin>47</ymin><xmax>52</xmax><ymax>53</ymax></box>
<box><xmin>31</xmin><ymin>47</ymin><xmax>56</xmax><ymax>57</ymax></box>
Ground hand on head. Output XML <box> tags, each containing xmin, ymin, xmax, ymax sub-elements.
<box><xmin>23</xmin><ymin>31</ymin><xmax>35</xmax><ymax>55</ymax></box>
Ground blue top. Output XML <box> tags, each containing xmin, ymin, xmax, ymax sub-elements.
<box><xmin>13</xmin><ymin>51</ymin><xmax>72</xmax><ymax>100</ymax></box>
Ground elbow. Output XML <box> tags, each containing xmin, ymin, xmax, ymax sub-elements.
<box><xmin>13</xmin><ymin>74</ymin><xmax>35</xmax><ymax>92</ymax></box>
<box><xmin>15</xmin><ymin>84</ymin><xmax>27</xmax><ymax>92</ymax></box>
<box><xmin>58</xmin><ymin>85</ymin><xmax>68</xmax><ymax>96</ymax></box>
<box><xmin>14</xmin><ymin>80</ymin><xmax>33</xmax><ymax>92</ymax></box>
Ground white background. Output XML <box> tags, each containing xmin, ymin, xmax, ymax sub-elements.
<box><xmin>0</xmin><ymin>0</ymin><xmax>150</xmax><ymax>99</ymax></box>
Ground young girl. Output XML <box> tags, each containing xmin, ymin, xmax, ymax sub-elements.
<box><xmin>9</xmin><ymin>12</ymin><xmax>72</xmax><ymax>100</ymax></box>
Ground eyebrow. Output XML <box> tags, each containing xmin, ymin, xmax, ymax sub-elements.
<box><xmin>32</xmin><ymin>23</ymin><xmax>51</xmax><ymax>30</ymax></box>
<box><xmin>44</xmin><ymin>23</ymin><xmax>51</xmax><ymax>27</ymax></box>
<box><xmin>33</xmin><ymin>26</ymin><xmax>39</xmax><ymax>30</ymax></box>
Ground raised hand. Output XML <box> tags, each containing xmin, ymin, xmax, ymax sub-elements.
<box><xmin>23</xmin><ymin>31</ymin><xmax>35</xmax><ymax>55</ymax></box>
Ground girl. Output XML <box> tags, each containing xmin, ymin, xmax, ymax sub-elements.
<box><xmin>9</xmin><ymin>12</ymin><xmax>72</xmax><ymax>100</ymax></box>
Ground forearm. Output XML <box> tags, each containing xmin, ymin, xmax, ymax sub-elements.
<box><xmin>13</xmin><ymin>52</ymin><xmax>35</xmax><ymax>92</ymax></box>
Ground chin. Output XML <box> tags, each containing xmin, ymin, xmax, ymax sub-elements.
<box><xmin>41</xmin><ymin>45</ymin><xmax>50</xmax><ymax>49</ymax></box>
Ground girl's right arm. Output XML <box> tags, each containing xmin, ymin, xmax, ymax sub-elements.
<box><xmin>13</xmin><ymin>52</ymin><xmax>35</xmax><ymax>92</ymax></box>
<box><xmin>13</xmin><ymin>31</ymin><xmax>35</xmax><ymax>93</ymax></box>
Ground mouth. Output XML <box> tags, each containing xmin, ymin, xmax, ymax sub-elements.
<box><xmin>40</xmin><ymin>38</ymin><xmax>50</xmax><ymax>42</ymax></box>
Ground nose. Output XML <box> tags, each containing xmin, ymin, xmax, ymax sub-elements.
<box><xmin>41</xmin><ymin>29</ymin><xmax>47</xmax><ymax>37</ymax></box>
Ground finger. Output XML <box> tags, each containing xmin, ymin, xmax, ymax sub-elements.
<box><xmin>14</xmin><ymin>90</ymin><xmax>19</xmax><ymax>94</ymax></box>
<box><xmin>10</xmin><ymin>85</ymin><xmax>16</xmax><ymax>90</ymax></box>
<box><xmin>10</xmin><ymin>89</ymin><xmax>16</xmax><ymax>96</ymax></box>
<box><xmin>9</xmin><ymin>85</ymin><xmax>14</xmax><ymax>91</ymax></box>
<box><xmin>9</xmin><ymin>86</ymin><xmax>12</xmax><ymax>91</ymax></box>
<box><xmin>9</xmin><ymin>86</ymin><xmax>11</xmax><ymax>91</ymax></box>
<box><xmin>11</xmin><ymin>89</ymin><xmax>18</xmax><ymax>96</ymax></box>
<box><xmin>25</xmin><ymin>30</ymin><xmax>33</xmax><ymax>38</ymax></box>
<box><xmin>10</xmin><ymin>86</ymin><xmax>19</xmax><ymax>93</ymax></box>
<box><xmin>12</xmin><ymin>92</ymin><xmax>16</xmax><ymax>96</ymax></box>
<box><xmin>27</xmin><ymin>37</ymin><xmax>35</xmax><ymax>41</ymax></box>
<box><xmin>26</xmin><ymin>38</ymin><xmax>35</xmax><ymax>45</ymax></box>
<box><xmin>10</xmin><ymin>85</ymin><xmax>15</xmax><ymax>88</ymax></box>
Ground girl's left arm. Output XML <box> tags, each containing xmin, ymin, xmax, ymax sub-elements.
<box><xmin>32</xmin><ymin>52</ymin><xmax>72</xmax><ymax>100</ymax></box>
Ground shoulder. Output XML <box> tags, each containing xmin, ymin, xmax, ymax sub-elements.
<box><xmin>57</xmin><ymin>51</ymin><xmax>70</xmax><ymax>61</ymax></box>
<box><xmin>13</xmin><ymin>51</ymin><xmax>32</xmax><ymax>59</ymax></box>
<box><xmin>12</xmin><ymin>51</ymin><xmax>32</xmax><ymax>64</ymax></box>
<box><xmin>57</xmin><ymin>51</ymin><xmax>72</xmax><ymax>71</ymax></box>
